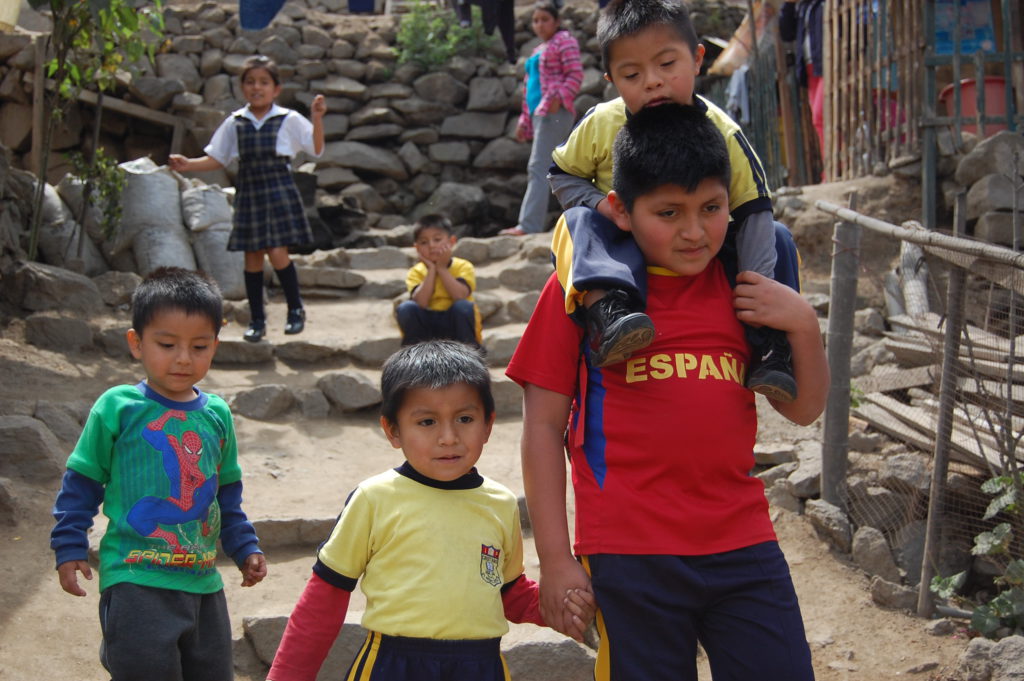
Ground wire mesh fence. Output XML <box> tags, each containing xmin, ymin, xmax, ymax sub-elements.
<box><xmin>817</xmin><ymin>196</ymin><xmax>1024</xmax><ymax>623</ymax></box>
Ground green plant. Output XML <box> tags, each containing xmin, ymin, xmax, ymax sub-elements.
<box><xmin>931</xmin><ymin>472</ymin><xmax>1024</xmax><ymax>637</ymax></box>
<box><xmin>26</xmin><ymin>0</ymin><xmax>164</xmax><ymax>260</ymax></box>
<box><xmin>849</xmin><ymin>383</ymin><xmax>865</xmax><ymax>408</ymax></box>
<box><xmin>69</xmin><ymin>149</ymin><xmax>125</xmax><ymax>240</ymax></box>
<box><xmin>394</xmin><ymin>1</ymin><xmax>497</xmax><ymax>70</ymax></box>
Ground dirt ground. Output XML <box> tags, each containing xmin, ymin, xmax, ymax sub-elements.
<box><xmin>0</xmin><ymin>175</ymin><xmax>977</xmax><ymax>681</ymax></box>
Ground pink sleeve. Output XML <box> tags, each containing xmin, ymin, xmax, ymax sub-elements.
<box><xmin>502</xmin><ymin>574</ymin><xmax>546</xmax><ymax>625</ymax></box>
<box><xmin>268</xmin><ymin>573</ymin><xmax>352</xmax><ymax>681</ymax></box>
<box><xmin>534</xmin><ymin>31</ymin><xmax>583</xmax><ymax>118</ymax></box>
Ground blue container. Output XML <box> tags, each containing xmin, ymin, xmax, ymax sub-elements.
<box><xmin>348</xmin><ymin>0</ymin><xmax>375</xmax><ymax>12</ymax></box>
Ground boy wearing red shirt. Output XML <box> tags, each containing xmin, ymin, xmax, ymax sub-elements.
<box><xmin>507</xmin><ymin>103</ymin><xmax>828</xmax><ymax>680</ymax></box>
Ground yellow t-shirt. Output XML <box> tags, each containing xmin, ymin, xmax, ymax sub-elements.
<box><xmin>406</xmin><ymin>257</ymin><xmax>482</xmax><ymax>343</ymax></box>
<box><xmin>317</xmin><ymin>466</ymin><xmax>526</xmax><ymax>639</ymax></box>
<box><xmin>550</xmin><ymin>94</ymin><xmax>772</xmax><ymax>216</ymax></box>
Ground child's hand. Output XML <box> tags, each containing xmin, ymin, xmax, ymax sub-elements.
<box><xmin>57</xmin><ymin>560</ymin><xmax>93</xmax><ymax>597</ymax></box>
<box><xmin>310</xmin><ymin>94</ymin><xmax>327</xmax><ymax>118</ymax></box>
<box><xmin>430</xmin><ymin>242</ymin><xmax>451</xmax><ymax>265</ymax></box>
<box><xmin>240</xmin><ymin>552</ymin><xmax>268</xmax><ymax>587</ymax></box>
<box><xmin>733</xmin><ymin>271</ymin><xmax>816</xmax><ymax>333</ymax></box>
<box><xmin>167</xmin><ymin>154</ymin><xmax>189</xmax><ymax>172</ymax></box>
<box><xmin>561</xmin><ymin>587</ymin><xmax>597</xmax><ymax>643</ymax></box>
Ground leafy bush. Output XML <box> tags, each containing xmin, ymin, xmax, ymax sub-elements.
<box><xmin>394</xmin><ymin>0</ymin><xmax>497</xmax><ymax>69</ymax></box>
<box><xmin>932</xmin><ymin>473</ymin><xmax>1024</xmax><ymax>638</ymax></box>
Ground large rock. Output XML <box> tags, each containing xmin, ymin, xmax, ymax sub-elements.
<box><xmin>955</xmin><ymin>130</ymin><xmax>1024</xmax><ymax>187</ymax></box>
<box><xmin>318</xmin><ymin>75</ymin><xmax>368</xmax><ymax>99</ymax></box>
<box><xmin>3</xmin><ymin>261</ymin><xmax>105</xmax><ymax>315</ymax></box>
<box><xmin>878</xmin><ymin>452</ymin><xmax>931</xmax><ymax>494</ymax></box>
<box><xmin>0</xmin><ymin>101</ymin><xmax>32</xmax><ymax>151</ymax></box>
<box><xmin>492</xmin><ymin>374</ymin><xmax>523</xmax><ymax>418</ymax></box>
<box><xmin>25</xmin><ymin>312</ymin><xmax>94</xmax><ymax>352</ymax></box>
<box><xmin>212</xmin><ymin>340</ymin><xmax>276</xmax><ymax>364</ymax></box>
<box><xmin>974</xmin><ymin>211</ymin><xmax>1022</xmax><ymax>246</ymax></box>
<box><xmin>852</xmin><ymin>526</ymin><xmax>901</xmax><ymax>582</ymax></box>
<box><xmin>869</xmin><ymin>576</ymin><xmax>918</xmax><ymax>611</ymax></box>
<box><xmin>0</xmin><ymin>415</ymin><xmax>65</xmax><ymax>479</ymax></box>
<box><xmin>156</xmin><ymin>53</ymin><xmax>202</xmax><ymax>92</ymax></box>
<box><xmin>467</xmin><ymin>77</ymin><xmax>509</xmax><ymax>111</ymax></box>
<box><xmin>414</xmin><ymin>182</ymin><xmax>488</xmax><ymax>226</ymax></box>
<box><xmin>274</xmin><ymin>341</ymin><xmax>345</xmax><ymax>363</ymax></box>
<box><xmin>92</xmin><ymin>271</ymin><xmax>143</xmax><ymax>307</ymax></box>
<box><xmin>391</xmin><ymin>97</ymin><xmax>449</xmax><ymax>126</ymax></box>
<box><xmin>34</xmin><ymin>400</ymin><xmax>84</xmax><ymax>444</ymax></box>
<box><xmin>243</xmin><ymin>615</ymin><xmax>369</xmax><ymax>679</ymax></box>
<box><xmin>413</xmin><ymin>72</ymin><xmax>468</xmax><ymax>106</ymax></box>
<box><xmin>346</xmin><ymin>337</ymin><xmax>402</xmax><ymax>365</ymax></box>
<box><xmin>967</xmin><ymin>174</ymin><xmax>1024</xmax><ymax>220</ymax></box>
<box><xmin>346</xmin><ymin>246</ymin><xmax>412</xmax><ymax>270</ymax></box>
<box><xmin>129</xmin><ymin>76</ymin><xmax>186</xmax><ymax>110</ymax></box>
<box><xmin>805</xmin><ymin>498</ymin><xmax>852</xmax><ymax>553</ymax></box>
<box><xmin>428</xmin><ymin>141</ymin><xmax>471</xmax><ymax>164</ymax></box>
<box><xmin>991</xmin><ymin>635</ymin><xmax>1024</xmax><ymax>681</ymax></box>
<box><xmin>317</xmin><ymin>370</ymin><xmax>382</xmax><ymax>411</ymax></box>
<box><xmin>483</xmin><ymin>326</ymin><xmax>523</xmax><ymax>366</ymax></box>
<box><xmin>504</xmin><ymin>628</ymin><xmax>597</xmax><ymax>681</ymax></box>
<box><xmin>232</xmin><ymin>385</ymin><xmax>295</xmax><ymax>420</ymax></box>
<box><xmin>955</xmin><ymin>636</ymin><xmax>995</xmax><ymax>681</ymax></box>
<box><xmin>473</xmin><ymin>137</ymin><xmax>533</xmax><ymax>170</ymax></box>
<box><xmin>439</xmin><ymin>112</ymin><xmax>508</xmax><ymax>139</ymax></box>
<box><xmin>498</xmin><ymin>263</ymin><xmax>553</xmax><ymax>292</ymax></box>
<box><xmin>847</xmin><ymin>479</ymin><xmax>908</xmax><ymax>532</ymax></box>
<box><xmin>321</xmin><ymin>141</ymin><xmax>408</xmax><ymax>180</ymax></box>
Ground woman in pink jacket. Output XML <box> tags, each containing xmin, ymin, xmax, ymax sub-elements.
<box><xmin>501</xmin><ymin>1</ymin><xmax>582</xmax><ymax>236</ymax></box>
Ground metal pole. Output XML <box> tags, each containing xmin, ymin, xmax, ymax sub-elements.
<box><xmin>917</xmin><ymin>191</ymin><xmax>967</xmax><ymax>617</ymax></box>
<box><xmin>822</xmin><ymin>193</ymin><xmax>861</xmax><ymax>508</ymax></box>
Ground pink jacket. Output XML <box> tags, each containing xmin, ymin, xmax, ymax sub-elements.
<box><xmin>518</xmin><ymin>28</ymin><xmax>583</xmax><ymax>140</ymax></box>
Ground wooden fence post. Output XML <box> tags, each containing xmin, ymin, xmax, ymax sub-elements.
<box><xmin>822</xmin><ymin>193</ymin><xmax>861</xmax><ymax>507</ymax></box>
<box><xmin>917</xmin><ymin>192</ymin><xmax>967</xmax><ymax>617</ymax></box>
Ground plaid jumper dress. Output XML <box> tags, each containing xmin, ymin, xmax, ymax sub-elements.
<box><xmin>228</xmin><ymin>112</ymin><xmax>313</xmax><ymax>252</ymax></box>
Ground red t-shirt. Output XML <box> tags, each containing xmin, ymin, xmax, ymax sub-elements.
<box><xmin>506</xmin><ymin>263</ymin><xmax>777</xmax><ymax>556</ymax></box>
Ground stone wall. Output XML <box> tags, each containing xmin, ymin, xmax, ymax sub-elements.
<box><xmin>0</xmin><ymin>0</ymin><xmax>743</xmax><ymax>242</ymax></box>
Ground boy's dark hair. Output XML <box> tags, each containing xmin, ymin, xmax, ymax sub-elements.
<box><xmin>412</xmin><ymin>214</ymin><xmax>454</xmax><ymax>241</ymax></box>
<box><xmin>534</xmin><ymin>0</ymin><xmax>559</xmax><ymax>20</ymax></box>
<box><xmin>598</xmin><ymin>0</ymin><xmax>699</xmax><ymax>73</ymax></box>
<box><xmin>612</xmin><ymin>102</ymin><xmax>730</xmax><ymax>211</ymax></box>
<box><xmin>380</xmin><ymin>340</ymin><xmax>495</xmax><ymax>424</ymax></box>
<box><xmin>241</xmin><ymin>55</ymin><xmax>280</xmax><ymax>85</ymax></box>
<box><xmin>131</xmin><ymin>267</ymin><xmax>224</xmax><ymax>337</ymax></box>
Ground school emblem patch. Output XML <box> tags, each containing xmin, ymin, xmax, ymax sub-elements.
<box><xmin>480</xmin><ymin>544</ymin><xmax>502</xmax><ymax>586</ymax></box>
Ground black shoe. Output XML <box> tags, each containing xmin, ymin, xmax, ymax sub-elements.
<box><xmin>585</xmin><ymin>289</ymin><xmax>655</xmax><ymax>368</ymax></box>
<box><xmin>243</xmin><ymin>320</ymin><xmax>266</xmax><ymax>343</ymax></box>
<box><xmin>747</xmin><ymin>334</ymin><xmax>797</xmax><ymax>402</ymax></box>
<box><xmin>284</xmin><ymin>308</ymin><xmax>305</xmax><ymax>335</ymax></box>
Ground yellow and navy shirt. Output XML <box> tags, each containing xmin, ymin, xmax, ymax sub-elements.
<box><xmin>406</xmin><ymin>257</ymin><xmax>483</xmax><ymax>343</ymax></box>
<box><xmin>314</xmin><ymin>463</ymin><xmax>525</xmax><ymax>639</ymax></box>
<box><xmin>551</xmin><ymin>94</ymin><xmax>773</xmax><ymax>224</ymax></box>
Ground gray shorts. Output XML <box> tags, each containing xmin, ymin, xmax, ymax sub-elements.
<box><xmin>98</xmin><ymin>582</ymin><xmax>232</xmax><ymax>681</ymax></box>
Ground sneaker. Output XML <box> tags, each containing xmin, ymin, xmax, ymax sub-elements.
<box><xmin>747</xmin><ymin>333</ymin><xmax>797</xmax><ymax>402</ymax></box>
<box><xmin>284</xmin><ymin>308</ymin><xmax>305</xmax><ymax>335</ymax></box>
<box><xmin>243</xmin><ymin>320</ymin><xmax>266</xmax><ymax>343</ymax></box>
<box><xmin>585</xmin><ymin>289</ymin><xmax>655</xmax><ymax>368</ymax></box>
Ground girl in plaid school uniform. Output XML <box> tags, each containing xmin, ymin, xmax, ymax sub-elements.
<box><xmin>170</xmin><ymin>56</ymin><xmax>326</xmax><ymax>342</ymax></box>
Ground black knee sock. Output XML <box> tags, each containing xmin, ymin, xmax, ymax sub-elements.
<box><xmin>275</xmin><ymin>262</ymin><xmax>303</xmax><ymax>311</ymax></box>
<box><xmin>244</xmin><ymin>270</ymin><xmax>265</xmax><ymax>323</ymax></box>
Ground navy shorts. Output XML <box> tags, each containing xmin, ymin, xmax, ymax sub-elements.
<box><xmin>585</xmin><ymin>542</ymin><xmax>815</xmax><ymax>681</ymax></box>
<box><xmin>98</xmin><ymin>583</ymin><xmax>232</xmax><ymax>681</ymax></box>
<box><xmin>344</xmin><ymin>631</ymin><xmax>510</xmax><ymax>681</ymax></box>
